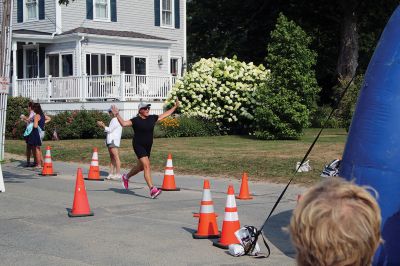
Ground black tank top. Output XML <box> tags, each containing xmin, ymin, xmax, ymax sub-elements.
<box><xmin>130</xmin><ymin>115</ymin><xmax>159</xmax><ymax>146</ymax></box>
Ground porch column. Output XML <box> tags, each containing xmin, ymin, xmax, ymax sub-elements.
<box><xmin>12</xmin><ymin>41</ymin><xmax>17</xmax><ymax>97</ymax></box>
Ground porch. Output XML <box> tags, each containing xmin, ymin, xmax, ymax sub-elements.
<box><xmin>13</xmin><ymin>73</ymin><xmax>177</xmax><ymax>102</ymax></box>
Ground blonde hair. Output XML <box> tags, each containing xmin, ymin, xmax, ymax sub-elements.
<box><xmin>290</xmin><ymin>178</ymin><xmax>381</xmax><ymax>266</ymax></box>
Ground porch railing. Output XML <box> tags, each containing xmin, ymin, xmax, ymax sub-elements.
<box><xmin>14</xmin><ymin>74</ymin><xmax>178</xmax><ymax>102</ymax></box>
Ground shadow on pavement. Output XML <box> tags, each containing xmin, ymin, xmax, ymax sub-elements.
<box><xmin>262</xmin><ymin>210</ymin><xmax>296</xmax><ymax>258</ymax></box>
<box><xmin>2</xmin><ymin>170</ymin><xmax>40</xmax><ymax>183</ymax></box>
<box><xmin>108</xmin><ymin>187</ymin><xmax>152</xmax><ymax>199</ymax></box>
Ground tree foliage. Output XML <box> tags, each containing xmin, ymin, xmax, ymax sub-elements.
<box><xmin>254</xmin><ymin>14</ymin><xmax>318</xmax><ymax>139</ymax></box>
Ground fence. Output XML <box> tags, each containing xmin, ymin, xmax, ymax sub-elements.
<box><xmin>0</xmin><ymin>78</ymin><xmax>8</xmax><ymax>161</ymax></box>
<box><xmin>15</xmin><ymin>74</ymin><xmax>178</xmax><ymax>102</ymax></box>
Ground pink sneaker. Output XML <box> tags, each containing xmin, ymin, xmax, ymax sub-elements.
<box><xmin>150</xmin><ymin>187</ymin><xmax>162</xmax><ymax>199</ymax></box>
<box><xmin>121</xmin><ymin>174</ymin><xmax>129</xmax><ymax>190</ymax></box>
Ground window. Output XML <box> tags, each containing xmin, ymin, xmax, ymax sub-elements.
<box><xmin>86</xmin><ymin>53</ymin><xmax>113</xmax><ymax>75</ymax></box>
<box><xmin>161</xmin><ymin>0</ymin><xmax>173</xmax><ymax>27</ymax></box>
<box><xmin>48</xmin><ymin>54</ymin><xmax>59</xmax><ymax>77</ymax></box>
<box><xmin>94</xmin><ymin>0</ymin><xmax>110</xmax><ymax>20</ymax></box>
<box><xmin>120</xmin><ymin>56</ymin><xmax>132</xmax><ymax>74</ymax></box>
<box><xmin>170</xmin><ymin>58</ymin><xmax>178</xmax><ymax>76</ymax></box>
<box><xmin>62</xmin><ymin>54</ymin><xmax>73</xmax><ymax>77</ymax></box>
<box><xmin>25</xmin><ymin>48</ymin><xmax>38</xmax><ymax>78</ymax></box>
<box><xmin>135</xmin><ymin>57</ymin><xmax>146</xmax><ymax>75</ymax></box>
<box><xmin>25</xmin><ymin>0</ymin><xmax>38</xmax><ymax>21</ymax></box>
<box><xmin>47</xmin><ymin>53</ymin><xmax>73</xmax><ymax>77</ymax></box>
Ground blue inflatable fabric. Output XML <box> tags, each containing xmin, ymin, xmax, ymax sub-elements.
<box><xmin>340</xmin><ymin>5</ymin><xmax>400</xmax><ymax>266</ymax></box>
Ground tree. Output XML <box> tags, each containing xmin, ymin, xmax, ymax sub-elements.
<box><xmin>254</xmin><ymin>14</ymin><xmax>319</xmax><ymax>139</ymax></box>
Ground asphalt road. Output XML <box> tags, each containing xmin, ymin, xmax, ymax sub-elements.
<box><xmin>0</xmin><ymin>157</ymin><xmax>305</xmax><ymax>266</ymax></box>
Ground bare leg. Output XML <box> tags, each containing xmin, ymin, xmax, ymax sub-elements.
<box><xmin>110</xmin><ymin>148</ymin><xmax>121</xmax><ymax>175</ymax></box>
<box><xmin>26</xmin><ymin>144</ymin><xmax>31</xmax><ymax>165</ymax></box>
<box><xmin>34</xmin><ymin>147</ymin><xmax>42</xmax><ymax>168</ymax></box>
<box><xmin>126</xmin><ymin>159</ymin><xmax>143</xmax><ymax>179</ymax></box>
<box><xmin>108</xmin><ymin>148</ymin><xmax>114</xmax><ymax>175</ymax></box>
<box><xmin>139</xmin><ymin>156</ymin><xmax>153</xmax><ymax>189</ymax></box>
<box><xmin>38</xmin><ymin>147</ymin><xmax>43</xmax><ymax>167</ymax></box>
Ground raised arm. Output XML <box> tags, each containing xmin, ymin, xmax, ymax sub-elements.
<box><xmin>45</xmin><ymin>115</ymin><xmax>51</xmax><ymax>124</ymax></box>
<box><xmin>158</xmin><ymin>100</ymin><xmax>180</xmax><ymax>121</ymax></box>
<box><xmin>111</xmin><ymin>105</ymin><xmax>132</xmax><ymax>127</ymax></box>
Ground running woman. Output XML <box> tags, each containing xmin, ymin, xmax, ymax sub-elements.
<box><xmin>111</xmin><ymin>100</ymin><xmax>179</xmax><ymax>198</ymax></box>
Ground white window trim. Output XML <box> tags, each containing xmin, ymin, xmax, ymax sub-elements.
<box><xmin>46</xmin><ymin>52</ymin><xmax>74</xmax><ymax>77</ymax></box>
<box><xmin>170</xmin><ymin>57</ymin><xmax>180</xmax><ymax>77</ymax></box>
<box><xmin>23</xmin><ymin>45</ymin><xmax>39</xmax><ymax>79</ymax></box>
<box><xmin>93</xmin><ymin>0</ymin><xmax>111</xmax><ymax>22</ymax></box>
<box><xmin>134</xmin><ymin>56</ymin><xmax>148</xmax><ymax>76</ymax></box>
<box><xmin>23</xmin><ymin>0</ymin><xmax>39</xmax><ymax>23</ymax></box>
<box><xmin>160</xmin><ymin>0</ymin><xmax>174</xmax><ymax>29</ymax></box>
<box><xmin>86</xmin><ymin>53</ymin><xmax>115</xmax><ymax>75</ymax></box>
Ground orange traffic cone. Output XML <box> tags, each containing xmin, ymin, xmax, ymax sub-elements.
<box><xmin>193</xmin><ymin>180</ymin><xmax>218</xmax><ymax>218</ymax></box>
<box><xmin>161</xmin><ymin>154</ymin><xmax>180</xmax><ymax>191</ymax></box>
<box><xmin>68</xmin><ymin>168</ymin><xmax>94</xmax><ymax>217</ymax></box>
<box><xmin>236</xmin><ymin>172</ymin><xmax>253</xmax><ymax>200</ymax></box>
<box><xmin>193</xmin><ymin>179</ymin><xmax>220</xmax><ymax>239</ymax></box>
<box><xmin>213</xmin><ymin>185</ymin><xmax>241</xmax><ymax>249</ymax></box>
<box><xmin>85</xmin><ymin>147</ymin><xmax>104</xmax><ymax>181</ymax></box>
<box><xmin>39</xmin><ymin>146</ymin><xmax>57</xmax><ymax>176</ymax></box>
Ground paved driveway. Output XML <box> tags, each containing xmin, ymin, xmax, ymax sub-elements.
<box><xmin>0</xmin><ymin>158</ymin><xmax>304</xmax><ymax>265</ymax></box>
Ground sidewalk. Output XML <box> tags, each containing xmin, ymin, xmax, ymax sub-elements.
<box><xmin>0</xmin><ymin>155</ymin><xmax>303</xmax><ymax>265</ymax></box>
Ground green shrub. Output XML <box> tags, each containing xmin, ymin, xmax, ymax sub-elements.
<box><xmin>333</xmin><ymin>75</ymin><xmax>364</xmax><ymax>131</ymax></box>
<box><xmin>45</xmin><ymin>110</ymin><xmax>110</xmax><ymax>140</ymax></box>
<box><xmin>159</xmin><ymin>116</ymin><xmax>220</xmax><ymax>138</ymax></box>
<box><xmin>6</xmin><ymin>96</ymin><xmax>31</xmax><ymax>139</ymax></box>
<box><xmin>254</xmin><ymin>13</ymin><xmax>320</xmax><ymax>139</ymax></box>
<box><xmin>165</xmin><ymin>57</ymin><xmax>270</xmax><ymax>131</ymax></box>
<box><xmin>310</xmin><ymin>105</ymin><xmax>341</xmax><ymax>128</ymax></box>
<box><xmin>121</xmin><ymin>127</ymin><xmax>134</xmax><ymax>139</ymax></box>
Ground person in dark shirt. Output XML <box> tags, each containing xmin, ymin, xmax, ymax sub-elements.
<box><xmin>111</xmin><ymin>100</ymin><xmax>179</xmax><ymax>198</ymax></box>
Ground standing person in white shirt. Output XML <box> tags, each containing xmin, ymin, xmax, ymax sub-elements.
<box><xmin>97</xmin><ymin>107</ymin><xmax>123</xmax><ymax>180</ymax></box>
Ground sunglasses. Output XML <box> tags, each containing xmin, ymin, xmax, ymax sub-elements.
<box><xmin>141</xmin><ymin>107</ymin><xmax>150</xmax><ymax>111</ymax></box>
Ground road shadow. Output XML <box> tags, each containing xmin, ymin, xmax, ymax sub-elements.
<box><xmin>262</xmin><ymin>210</ymin><xmax>296</xmax><ymax>258</ymax></box>
<box><xmin>2</xmin><ymin>170</ymin><xmax>39</xmax><ymax>183</ymax></box>
<box><xmin>108</xmin><ymin>187</ymin><xmax>152</xmax><ymax>199</ymax></box>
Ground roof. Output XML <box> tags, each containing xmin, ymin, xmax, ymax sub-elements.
<box><xmin>60</xmin><ymin>27</ymin><xmax>170</xmax><ymax>41</ymax></box>
<box><xmin>13</xmin><ymin>29</ymin><xmax>52</xmax><ymax>36</ymax></box>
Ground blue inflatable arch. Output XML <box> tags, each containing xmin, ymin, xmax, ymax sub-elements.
<box><xmin>340</xmin><ymin>5</ymin><xmax>400</xmax><ymax>265</ymax></box>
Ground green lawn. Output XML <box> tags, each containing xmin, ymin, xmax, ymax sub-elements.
<box><xmin>5</xmin><ymin>128</ymin><xmax>347</xmax><ymax>184</ymax></box>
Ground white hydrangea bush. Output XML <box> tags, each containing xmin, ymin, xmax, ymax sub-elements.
<box><xmin>166</xmin><ymin>57</ymin><xmax>271</xmax><ymax>128</ymax></box>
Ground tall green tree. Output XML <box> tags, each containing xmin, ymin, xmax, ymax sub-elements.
<box><xmin>254</xmin><ymin>14</ymin><xmax>319</xmax><ymax>140</ymax></box>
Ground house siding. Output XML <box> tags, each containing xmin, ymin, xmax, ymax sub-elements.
<box><xmin>81</xmin><ymin>40</ymin><xmax>170</xmax><ymax>76</ymax></box>
<box><xmin>13</xmin><ymin>0</ymin><xmax>56</xmax><ymax>33</ymax></box>
<box><xmin>61</xmin><ymin>0</ymin><xmax>184</xmax><ymax>59</ymax></box>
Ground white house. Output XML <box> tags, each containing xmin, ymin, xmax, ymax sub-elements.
<box><xmin>4</xmin><ymin>0</ymin><xmax>186</xmax><ymax>118</ymax></box>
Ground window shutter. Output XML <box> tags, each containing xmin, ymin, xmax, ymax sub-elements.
<box><xmin>111</xmin><ymin>0</ymin><xmax>117</xmax><ymax>22</ymax></box>
<box><xmin>154</xmin><ymin>0</ymin><xmax>160</xmax><ymax>26</ymax></box>
<box><xmin>86</xmin><ymin>0</ymin><xmax>93</xmax><ymax>20</ymax></box>
<box><xmin>17</xmin><ymin>0</ymin><xmax>23</xmax><ymax>23</ymax></box>
<box><xmin>174</xmin><ymin>0</ymin><xmax>180</xmax><ymax>29</ymax></box>
<box><xmin>39</xmin><ymin>0</ymin><xmax>45</xmax><ymax>20</ymax></box>
<box><xmin>38</xmin><ymin>47</ymin><xmax>46</xmax><ymax>78</ymax></box>
<box><xmin>17</xmin><ymin>49</ymin><xmax>24</xmax><ymax>78</ymax></box>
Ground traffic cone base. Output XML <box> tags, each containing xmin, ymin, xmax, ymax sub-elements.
<box><xmin>161</xmin><ymin>154</ymin><xmax>180</xmax><ymax>191</ymax></box>
<box><xmin>236</xmin><ymin>195</ymin><xmax>253</xmax><ymax>200</ymax></box>
<box><xmin>84</xmin><ymin>177</ymin><xmax>104</xmax><ymax>181</ymax></box>
<box><xmin>236</xmin><ymin>172</ymin><xmax>253</xmax><ymax>200</ymax></box>
<box><xmin>161</xmin><ymin>187</ymin><xmax>180</xmax><ymax>191</ymax></box>
<box><xmin>68</xmin><ymin>209</ymin><xmax>94</xmax><ymax>217</ymax></box>
<box><xmin>39</xmin><ymin>146</ymin><xmax>57</xmax><ymax>176</ymax></box>
<box><xmin>212</xmin><ymin>241</ymin><xmax>230</xmax><ymax>249</ymax></box>
<box><xmin>193</xmin><ymin>231</ymin><xmax>220</xmax><ymax>239</ymax></box>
